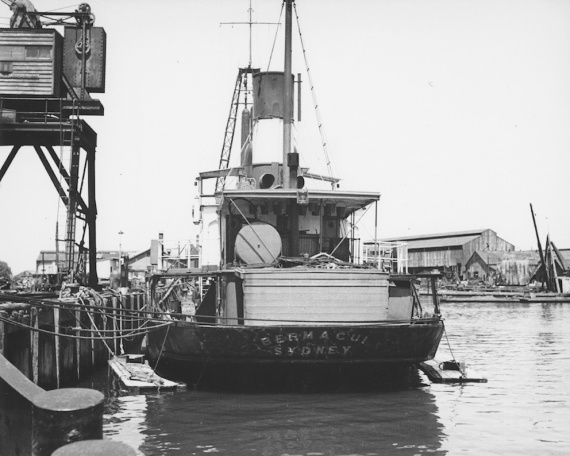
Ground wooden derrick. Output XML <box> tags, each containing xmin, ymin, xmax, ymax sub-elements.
<box><xmin>529</xmin><ymin>204</ymin><xmax>568</xmax><ymax>292</ymax></box>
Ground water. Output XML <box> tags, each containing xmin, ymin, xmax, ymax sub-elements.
<box><xmin>87</xmin><ymin>302</ymin><xmax>570</xmax><ymax>455</ymax></box>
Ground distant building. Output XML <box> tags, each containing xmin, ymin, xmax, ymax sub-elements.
<box><xmin>465</xmin><ymin>250</ymin><xmax>538</xmax><ymax>285</ymax></box>
<box><xmin>365</xmin><ymin>229</ymin><xmax>515</xmax><ymax>280</ymax></box>
<box><xmin>36</xmin><ymin>250</ymin><xmax>133</xmax><ymax>283</ymax></box>
<box><xmin>35</xmin><ymin>251</ymin><xmax>63</xmax><ymax>275</ymax></box>
<box><xmin>35</xmin><ymin>240</ymin><xmax>199</xmax><ymax>287</ymax></box>
<box><xmin>125</xmin><ymin>249</ymin><xmax>151</xmax><ymax>288</ymax></box>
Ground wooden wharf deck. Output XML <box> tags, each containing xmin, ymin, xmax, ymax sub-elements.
<box><xmin>108</xmin><ymin>355</ymin><xmax>186</xmax><ymax>393</ymax></box>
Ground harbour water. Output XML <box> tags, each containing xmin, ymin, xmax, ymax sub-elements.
<box><xmin>83</xmin><ymin>302</ymin><xmax>570</xmax><ymax>455</ymax></box>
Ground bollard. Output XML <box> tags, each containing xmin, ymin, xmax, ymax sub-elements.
<box><xmin>52</xmin><ymin>439</ymin><xmax>137</xmax><ymax>455</ymax></box>
<box><xmin>31</xmin><ymin>388</ymin><xmax>104</xmax><ymax>456</ymax></box>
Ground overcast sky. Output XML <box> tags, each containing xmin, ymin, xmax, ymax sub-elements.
<box><xmin>1</xmin><ymin>0</ymin><xmax>569</xmax><ymax>274</ymax></box>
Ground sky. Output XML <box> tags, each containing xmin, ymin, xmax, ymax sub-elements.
<box><xmin>1</xmin><ymin>0</ymin><xmax>570</xmax><ymax>275</ymax></box>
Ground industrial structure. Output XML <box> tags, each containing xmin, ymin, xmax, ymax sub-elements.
<box><xmin>365</xmin><ymin>229</ymin><xmax>515</xmax><ymax>281</ymax></box>
<box><xmin>0</xmin><ymin>2</ymin><xmax>106</xmax><ymax>287</ymax></box>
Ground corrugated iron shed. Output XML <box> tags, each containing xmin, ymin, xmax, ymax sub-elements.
<box><xmin>399</xmin><ymin>235</ymin><xmax>481</xmax><ymax>250</ymax></box>
<box><xmin>380</xmin><ymin>229</ymin><xmax>489</xmax><ymax>243</ymax></box>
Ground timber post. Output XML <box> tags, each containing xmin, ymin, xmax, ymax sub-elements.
<box><xmin>54</xmin><ymin>305</ymin><xmax>61</xmax><ymax>388</ymax></box>
<box><xmin>75</xmin><ymin>307</ymin><xmax>81</xmax><ymax>381</ymax></box>
<box><xmin>0</xmin><ymin>311</ymin><xmax>6</xmax><ymax>355</ymax></box>
<box><xmin>31</xmin><ymin>306</ymin><xmax>39</xmax><ymax>384</ymax></box>
<box><xmin>112</xmin><ymin>296</ymin><xmax>118</xmax><ymax>355</ymax></box>
<box><xmin>31</xmin><ymin>388</ymin><xmax>104</xmax><ymax>456</ymax></box>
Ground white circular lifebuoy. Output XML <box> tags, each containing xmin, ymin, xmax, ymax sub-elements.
<box><xmin>235</xmin><ymin>222</ymin><xmax>281</xmax><ymax>264</ymax></box>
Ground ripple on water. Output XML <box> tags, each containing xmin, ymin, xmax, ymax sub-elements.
<box><xmin>96</xmin><ymin>302</ymin><xmax>570</xmax><ymax>455</ymax></box>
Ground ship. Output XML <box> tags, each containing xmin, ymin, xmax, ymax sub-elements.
<box><xmin>146</xmin><ymin>0</ymin><xmax>444</xmax><ymax>390</ymax></box>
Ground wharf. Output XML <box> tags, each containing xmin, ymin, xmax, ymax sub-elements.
<box><xmin>0</xmin><ymin>289</ymin><xmax>147</xmax><ymax>389</ymax></box>
<box><xmin>438</xmin><ymin>290</ymin><xmax>570</xmax><ymax>303</ymax></box>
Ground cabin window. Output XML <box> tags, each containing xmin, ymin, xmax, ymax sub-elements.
<box><xmin>25</xmin><ymin>46</ymin><xmax>51</xmax><ymax>59</ymax></box>
<box><xmin>0</xmin><ymin>62</ymin><xmax>13</xmax><ymax>74</ymax></box>
<box><xmin>0</xmin><ymin>45</ymin><xmax>25</xmax><ymax>60</ymax></box>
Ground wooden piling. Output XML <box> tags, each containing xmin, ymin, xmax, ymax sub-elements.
<box><xmin>89</xmin><ymin>299</ymin><xmax>95</xmax><ymax>367</ymax></box>
<box><xmin>119</xmin><ymin>295</ymin><xmax>125</xmax><ymax>354</ymax></box>
<box><xmin>0</xmin><ymin>310</ymin><xmax>6</xmax><ymax>356</ymax></box>
<box><xmin>31</xmin><ymin>388</ymin><xmax>104</xmax><ymax>456</ymax></box>
<box><xmin>54</xmin><ymin>306</ymin><xmax>61</xmax><ymax>388</ymax></box>
<box><xmin>112</xmin><ymin>297</ymin><xmax>118</xmax><ymax>355</ymax></box>
<box><xmin>75</xmin><ymin>308</ymin><xmax>81</xmax><ymax>381</ymax></box>
<box><xmin>1</xmin><ymin>290</ymin><xmax>149</xmax><ymax>388</ymax></box>
<box><xmin>31</xmin><ymin>307</ymin><xmax>39</xmax><ymax>384</ymax></box>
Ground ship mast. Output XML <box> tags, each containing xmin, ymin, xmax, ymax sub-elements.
<box><xmin>283</xmin><ymin>0</ymin><xmax>299</xmax><ymax>256</ymax></box>
<box><xmin>283</xmin><ymin>0</ymin><xmax>293</xmax><ymax>189</ymax></box>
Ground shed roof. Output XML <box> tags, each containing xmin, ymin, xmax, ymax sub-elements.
<box><xmin>402</xmin><ymin>235</ymin><xmax>481</xmax><ymax>250</ymax></box>
<box><xmin>380</xmin><ymin>229</ymin><xmax>489</xmax><ymax>243</ymax></box>
<box><xmin>36</xmin><ymin>250</ymin><xmax>133</xmax><ymax>262</ymax></box>
<box><xmin>36</xmin><ymin>251</ymin><xmax>70</xmax><ymax>262</ymax></box>
<box><xmin>558</xmin><ymin>249</ymin><xmax>570</xmax><ymax>264</ymax></box>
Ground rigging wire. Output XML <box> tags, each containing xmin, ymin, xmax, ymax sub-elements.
<box><xmin>228</xmin><ymin>198</ymin><xmax>278</xmax><ymax>263</ymax></box>
<box><xmin>0</xmin><ymin>312</ymin><xmax>172</xmax><ymax>341</ymax></box>
<box><xmin>329</xmin><ymin>203</ymin><xmax>372</xmax><ymax>258</ymax></box>
<box><xmin>293</xmin><ymin>3</ymin><xmax>334</xmax><ymax>182</ymax></box>
<box><xmin>263</xmin><ymin>3</ymin><xmax>284</xmax><ymax>73</ymax></box>
<box><xmin>48</xmin><ymin>4</ymin><xmax>82</xmax><ymax>12</ymax></box>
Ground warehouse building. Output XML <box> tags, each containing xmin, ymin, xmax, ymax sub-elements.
<box><xmin>365</xmin><ymin>229</ymin><xmax>515</xmax><ymax>280</ymax></box>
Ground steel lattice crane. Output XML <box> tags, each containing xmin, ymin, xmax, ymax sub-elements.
<box><xmin>215</xmin><ymin>67</ymin><xmax>256</xmax><ymax>192</ymax></box>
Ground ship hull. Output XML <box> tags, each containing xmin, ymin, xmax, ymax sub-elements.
<box><xmin>146</xmin><ymin>319</ymin><xmax>444</xmax><ymax>390</ymax></box>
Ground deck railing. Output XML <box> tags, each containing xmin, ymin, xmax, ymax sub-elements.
<box><xmin>363</xmin><ymin>241</ymin><xmax>409</xmax><ymax>274</ymax></box>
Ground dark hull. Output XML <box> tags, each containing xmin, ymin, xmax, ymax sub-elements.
<box><xmin>146</xmin><ymin>319</ymin><xmax>444</xmax><ymax>390</ymax></box>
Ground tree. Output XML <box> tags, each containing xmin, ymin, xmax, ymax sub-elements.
<box><xmin>0</xmin><ymin>261</ymin><xmax>12</xmax><ymax>280</ymax></box>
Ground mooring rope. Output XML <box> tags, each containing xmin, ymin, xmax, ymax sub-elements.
<box><xmin>0</xmin><ymin>312</ymin><xmax>173</xmax><ymax>341</ymax></box>
<box><xmin>149</xmin><ymin>323</ymin><xmax>171</xmax><ymax>382</ymax></box>
<box><xmin>0</xmin><ymin>292</ymin><xmax>170</xmax><ymax>320</ymax></box>
<box><xmin>442</xmin><ymin>321</ymin><xmax>466</xmax><ymax>378</ymax></box>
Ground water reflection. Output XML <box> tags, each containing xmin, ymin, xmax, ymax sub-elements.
<box><xmin>93</xmin><ymin>302</ymin><xmax>570</xmax><ymax>455</ymax></box>
<box><xmin>101</xmin><ymin>369</ymin><xmax>446</xmax><ymax>455</ymax></box>
<box><xmin>433</xmin><ymin>302</ymin><xmax>570</xmax><ymax>455</ymax></box>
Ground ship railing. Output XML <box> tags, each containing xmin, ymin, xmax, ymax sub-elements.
<box><xmin>148</xmin><ymin>311</ymin><xmax>442</xmax><ymax>326</ymax></box>
<box><xmin>363</xmin><ymin>241</ymin><xmax>409</xmax><ymax>274</ymax></box>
